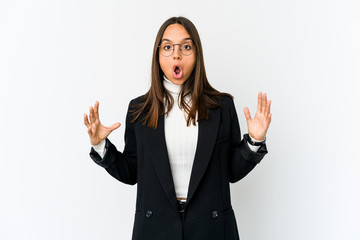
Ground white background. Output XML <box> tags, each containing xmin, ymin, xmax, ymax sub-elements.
<box><xmin>1</xmin><ymin>0</ymin><xmax>359</xmax><ymax>239</ymax></box>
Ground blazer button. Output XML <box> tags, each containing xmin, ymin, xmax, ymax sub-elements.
<box><xmin>211</xmin><ymin>210</ymin><xmax>218</xmax><ymax>219</ymax></box>
<box><xmin>145</xmin><ymin>210</ymin><xmax>153</xmax><ymax>218</ymax></box>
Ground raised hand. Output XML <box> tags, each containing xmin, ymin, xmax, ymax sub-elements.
<box><xmin>84</xmin><ymin>101</ymin><xmax>121</xmax><ymax>146</ymax></box>
<box><xmin>243</xmin><ymin>92</ymin><xmax>272</xmax><ymax>141</ymax></box>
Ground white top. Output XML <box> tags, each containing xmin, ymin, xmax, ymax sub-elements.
<box><xmin>91</xmin><ymin>75</ymin><xmax>261</xmax><ymax>200</ymax></box>
<box><xmin>162</xmin><ymin>75</ymin><xmax>198</xmax><ymax>199</ymax></box>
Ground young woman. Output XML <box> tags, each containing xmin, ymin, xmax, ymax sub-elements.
<box><xmin>84</xmin><ymin>16</ymin><xmax>271</xmax><ymax>240</ymax></box>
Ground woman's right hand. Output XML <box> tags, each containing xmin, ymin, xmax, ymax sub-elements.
<box><xmin>84</xmin><ymin>101</ymin><xmax>121</xmax><ymax>146</ymax></box>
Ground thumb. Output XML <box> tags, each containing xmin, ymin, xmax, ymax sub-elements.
<box><xmin>110</xmin><ymin>122</ymin><xmax>121</xmax><ymax>131</ymax></box>
<box><xmin>243</xmin><ymin>107</ymin><xmax>251</xmax><ymax>121</ymax></box>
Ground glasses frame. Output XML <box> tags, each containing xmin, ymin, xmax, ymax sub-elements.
<box><xmin>158</xmin><ymin>42</ymin><xmax>195</xmax><ymax>57</ymax></box>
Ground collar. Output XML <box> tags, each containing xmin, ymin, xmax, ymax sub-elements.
<box><xmin>163</xmin><ymin>75</ymin><xmax>181</xmax><ymax>95</ymax></box>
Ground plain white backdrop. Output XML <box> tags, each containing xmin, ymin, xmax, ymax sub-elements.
<box><xmin>1</xmin><ymin>0</ymin><xmax>359</xmax><ymax>239</ymax></box>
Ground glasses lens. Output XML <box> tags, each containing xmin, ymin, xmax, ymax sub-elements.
<box><xmin>160</xmin><ymin>43</ymin><xmax>173</xmax><ymax>57</ymax></box>
<box><xmin>180</xmin><ymin>42</ymin><xmax>194</xmax><ymax>56</ymax></box>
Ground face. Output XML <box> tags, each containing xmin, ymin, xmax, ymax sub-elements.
<box><xmin>159</xmin><ymin>24</ymin><xmax>196</xmax><ymax>85</ymax></box>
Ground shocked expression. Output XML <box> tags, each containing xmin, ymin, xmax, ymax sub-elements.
<box><xmin>159</xmin><ymin>24</ymin><xmax>196</xmax><ymax>85</ymax></box>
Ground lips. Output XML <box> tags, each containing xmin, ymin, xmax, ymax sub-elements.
<box><xmin>172</xmin><ymin>64</ymin><xmax>183</xmax><ymax>79</ymax></box>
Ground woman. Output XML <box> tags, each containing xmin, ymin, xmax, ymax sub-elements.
<box><xmin>84</xmin><ymin>16</ymin><xmax>271</xmax><ymax>240</ymax></box>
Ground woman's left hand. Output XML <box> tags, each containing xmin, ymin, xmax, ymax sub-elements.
<box><xmin>243</xmin><ymin>92</ymin><xmax>272</xmax><ymax>141</ymax></box>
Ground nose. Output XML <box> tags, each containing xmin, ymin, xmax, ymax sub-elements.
<box><xmin>173</xmin><ymin>45</ymin><xmax>182</xmax><ymax>60</ymax></box>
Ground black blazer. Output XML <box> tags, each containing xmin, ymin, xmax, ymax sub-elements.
<box><xmin>89</xmin><ymin>95</ymin><xmax>268</xmax><ymax>240</ymax></box>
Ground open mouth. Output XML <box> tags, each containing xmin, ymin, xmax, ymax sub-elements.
<box><xmin>175</xmin><ymin>66</ymin><xmax>181</xmax><ymax>74</ymax></box>
<box><xmin>173</xmin><ymin>65</ymin><xmax>183</xmax><ymax>79</ymax></box>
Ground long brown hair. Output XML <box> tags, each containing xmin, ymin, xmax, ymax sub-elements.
<box><xmin>130</xmin><ymin>16</ymin><xmax>233</xmax><ymax>129</ymax></box>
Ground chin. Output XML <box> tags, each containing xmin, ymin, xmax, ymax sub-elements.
<box><xmin>171</xmin><ymin>79</ymin><xmax>185</xmax><ymax>85</ymax></box>
<box><xmin>171</xmin><ymin>75</ymin><xmax>189</xmax><ymax>85</ymax></box>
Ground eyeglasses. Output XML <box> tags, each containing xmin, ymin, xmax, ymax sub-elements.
<box><xmin>158</xmin><ymin>41</ymin><xmax>195</xmax><ymax>57</ymax></box>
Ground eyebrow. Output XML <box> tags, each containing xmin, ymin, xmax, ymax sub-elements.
<box><xmin>161</xmin><ymin>38</ymin><xmax>192</xmax><ymax>43</ymax></box>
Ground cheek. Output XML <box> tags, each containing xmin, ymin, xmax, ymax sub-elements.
<box><xmin>159</xmin><ymin>57</ymin><xmax>170</xmax><ymax>72</ymax></box>
<box><xmin>188</xmin><ymin>56</ymin><xmax>196</xmax><ymax>72</ymax></box>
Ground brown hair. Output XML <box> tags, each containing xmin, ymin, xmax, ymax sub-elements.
<box><xmin>130</xmin><ymin>16</ymin><xmax>233</xmax><ymax>129</ymax></box>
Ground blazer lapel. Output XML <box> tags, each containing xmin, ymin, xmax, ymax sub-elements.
<box><xmin>146</xmin><ymin>107</ymin><xmax>221</xmax><ymax>212</ymax></box>
<box><xmin>146</xmin><ymin>114</ymin><xmax>178</xmax><ymax>213</ymax></box>
<box><xmin>186</xmin><ymin>107</ymin><xmax>220</xmax><ymax>205</ymax></box>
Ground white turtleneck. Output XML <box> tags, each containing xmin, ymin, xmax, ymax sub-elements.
<box><xmin>91</xmin><ymin>75</ymin><xmax>261</xmax><ymax>200</ymax></box>
<box><xmin>162</xmin><ymin>75</ymin><xmax>198</xmax><ymax>199</ymax></box>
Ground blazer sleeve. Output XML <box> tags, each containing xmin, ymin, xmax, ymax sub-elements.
<box><xmin>228</xmin><ymin>98</ymin><xmax>268</xmax><ymax>183</ymax></box>
<box><xmin>89</xmin><ymin>99</ymin><xmax>137</xmax><ymax>185</ymax></box>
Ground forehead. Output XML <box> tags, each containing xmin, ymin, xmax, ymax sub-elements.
<box><xmin>161</xmin><ymin>24</ymin><xmax>191</xmax><ymax>42</ymax></box>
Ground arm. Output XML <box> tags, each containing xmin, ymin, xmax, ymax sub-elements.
<box><xmin>246</xmin><ymin>134</ymin><xmax>261</xmax><ymax>152</ymax></box>
<box><xmin>89</xmin><ymin>100</ymin><xmax>137</xmax><ymax>185</ymax></box>
<box><xmin>91</xmin><ymin>138</ymin><xmax>106</xmax><ymax>158</ymax></box>
<box><xmin>228</xmin><ymin>98</ymin><xmax>268</xmax><ymax>183</ymax></box>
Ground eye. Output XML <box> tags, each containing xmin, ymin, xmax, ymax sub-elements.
<box><xmin>182</xmin><ymin>44</ymin><xmax>192</xmax><ymax>50</ymax></box>
<box><xmin>163</xmin><ymin>44</ymin><xmax>172</xmax><ymax>51</ymax></box>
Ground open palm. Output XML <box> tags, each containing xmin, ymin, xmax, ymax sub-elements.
<box><xmin>243</xmin><ymin>92</ymin><xmax>272</xmax><ymax>141</ymax></box>
<box><xmin>83</xmin><ymin>101</ymin><xmax>121</xmax><ymax>146</ymax></box>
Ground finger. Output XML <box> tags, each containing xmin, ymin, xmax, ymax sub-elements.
<box><xmin>84</xmin><ymin>114</ymin><xmax>90</xmax><ymax>128</ymax></box>
<box><xmin>94</xmin><ymin>101</ymin><xmax>100</xmax><ymax>120</ymax></box>
<box><xmin>267</xmin><ymin>113</ymin><xmax>272</xmax><ymax>123</ymax></box>
<box><xmin>266</xmin><ymin>100</ymin><xmax>271</xmax><ymax>116</ymax></box>
<box><xmin>87</xmin><ymin>126</ymin><xmax>92</xmax><ymax>136</ymax></box>
<box><xmin>261</xmin><ymin>93</ymin><xmax>267</xmax><ymax>113</ymax></box>
<box><xmin>110</xmin><ymin>122</ymin><xmax>121</xmax><ymax>131</ymax></box>
<box><xmin>256</xmin><ymin>92</ymin><xmax>262</xmax><ymax>113</ymax></box>
<box><xmin>89</xmin><ymin>106</ymin><xmax>95</xmax><ymax>124</ymax></box>
<box><xmin>243</xmin><ymin>107</ymin><xmax>251</xmax><ymax>120</ymax></box>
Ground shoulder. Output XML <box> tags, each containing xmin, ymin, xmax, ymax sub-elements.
<box><xmin>126</xmin><ymin>94</ymin><xmax>147</xmax><ymax>123</ymax></box>
<box><xmin>127</xmin><ymin>94</ymin><xmax>147</xmax><ymax>112</ymax></box>
<box><xmin>212</xmin><ymin>94</ymin><xmax>238</xmax><ymax>118</ymax></box>
<box><xmin>130</xmin><ymin>94</ymin><xmax>146</xmax><ymax>105</ymax></box>
<box><xmin>217</xmin><ymin>94</ymin><xmax>234</xmax><ymax>105</ymax></box>
<box><xmin>211</xmin><ymin>94</ymin><xmax>235</xmax><ymax>111</ymax></box>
